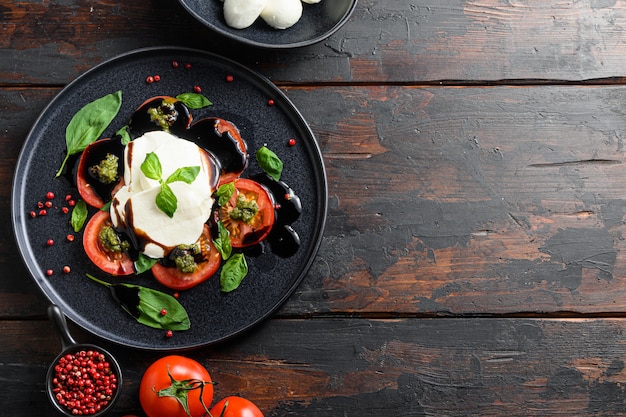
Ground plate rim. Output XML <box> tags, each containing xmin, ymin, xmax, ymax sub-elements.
<box><xmin>12</xmin><ymin>46</ymin><xmax>328</xmax><ymax>350</ymax></box>
<box><xmin>178</xmin><ymin>0</ymin><xmax>359</xmax><ymax>49</ymax></box>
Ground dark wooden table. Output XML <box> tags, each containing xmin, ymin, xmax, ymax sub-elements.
<box><xmin>5</xmin><ymin>1</ymin><xmax>626</xmax><ymax>415</ymax></box>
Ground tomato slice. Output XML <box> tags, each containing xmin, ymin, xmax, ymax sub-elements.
<box><xmin>213</xmin><ymin>118</ymin><xmax>248</xmax><ymax>186</ymax></box>
<box><xmin>76</xmin><ymin>138</ymin><xmax>124</xmax><ymax>209</ymax></box>
<box><xmin>151</xmin><ymin>226</ymin><xmax>221</xmax><ymax>291</ymax></box>
<box><xmin>83</xmin><ymin>210</ymin><xmax>134</xmax><ymax>276</ymax></box>
<box><xmin>219</xmin><ymin>178</ymin><xmax>275</xmax><ymax>248</ymax></box>
<box><xmin>128</xmin><ymin>96</ymin><xmax>192</xmax><ymax>139</ymax></box>
<box><xmin>189</xmin><ymin>118</ymin><xmax>248</xmax><ymax>187</ymax></box>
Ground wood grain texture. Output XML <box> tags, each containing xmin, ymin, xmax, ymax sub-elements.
<box><xmin>5</xmin><ymin>85</ymin><xmax>626</xmax><ymax>318</ymax></box>
<box><xmin>279</xmin><ymin>84</ymin><xmax>626</xmax><ymax>316</ymax></box>
<box><xmin>3</xmin><ymin>317</ymin><xmax>626</xmax><ymax>416</ymax></box>
<box><xmin>4</xmin><ymin>0</ymin><xmax>626</xmax><ymax>84</ymax></box>
<box><xmin>5</xmin><ymin>0</ymin><xmax>626</xmax><ymax>415</ymax></box>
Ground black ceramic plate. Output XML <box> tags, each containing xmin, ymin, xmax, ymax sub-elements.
<box><xmin>12</xmin><ymin>47</ymin><xmax>327</xmax><ymax>350</ymax></box>
<box><xmin>179</xmin><ymin>0</ymin><xmax>357</xmax><ymax>49</ymax></box>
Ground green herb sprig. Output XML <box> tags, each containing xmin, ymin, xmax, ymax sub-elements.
<box><xmin>55</xmin><ymin>90</ymin><xmax>122</xmax><ymax>178</ymax></box>
<box><xmin>220</xmin><ymin>253</ymin><xmax>248</xmax><ymax>293</ymax></box>
<box><xmin>140</xmin><ymin>152</ymin><xmax>200</xmax><ymax>218</ymax></box>
<box><xmin>87</xmin><ymin>273</ymin><xmax>190</xmax><ymax>330</ymax></box>
<box><xmin>212</xmin><ymin>192</ymin><xmax>248</xmax><ymax>293</ymax></box>
<box><xmin>70</xmin><ymin>200</ymin><xmax>88</xmax><ymax>232</ymax></box>
<box><xmin>135</xmin><ymin>253</ymin><xmax>158</xmax><ymax>275</ymax></box>
<box><xmin>175</xmin><ymin>92</ymin><xmax>212</xmax><ymax>109</ymax></box>
<box><xmin>256</xmin><ymin>145</ymin><xmax>283</xmax><ymax>181</ymax></box>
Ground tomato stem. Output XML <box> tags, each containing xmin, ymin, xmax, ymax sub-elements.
<box><xmin>155</xmin><ymin>367</ymin><xmax>214</xmax><ymax>417</ymax></box>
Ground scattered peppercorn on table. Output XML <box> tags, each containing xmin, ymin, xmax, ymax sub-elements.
<box><xmin>5</xmin><ymin>1</ymin><xmax>626</xmax><ymax>415</ymax></box>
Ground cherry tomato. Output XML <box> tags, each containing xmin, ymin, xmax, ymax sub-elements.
<box><xmin>151</xmin><ymin>226</ymin><xmax>221</xmax><ymax>290</ymax></box>
<box><xmin>83</xmin><ymin>210</ymin><xmax>134</xmax><ymax>276</ymax></box>
<box><xmin>139</xmin><ymin>355</ymin><xmax>213</xmax><ymax>417</ymax></box>
<box><xmin>218</xmin><ymin>178</ymin><xmax>275</xmax><ymax>248</ymax></box>
<box><xmin>210</xmin><ymin>396</ymin><xmax>264</xmax><ymax>417</ymax></box>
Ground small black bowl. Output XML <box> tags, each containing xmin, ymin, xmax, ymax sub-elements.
<box><xmin>178</xmin><ymin>0</ymin><xmax>358</xmax><ymax>49</ymax></box>
<box><xmin>46</xmin><ymin>305</ymin><xmax>123</xmax><ymax>416</ymax></box>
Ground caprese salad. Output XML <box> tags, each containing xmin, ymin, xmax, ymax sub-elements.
<box><xmin>65</xmin><ymin>92</ymin><xmax>302</xmax><ymax>294</ymax></box>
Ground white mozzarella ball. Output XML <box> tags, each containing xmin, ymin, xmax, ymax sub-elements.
<box><xmin>223</xmin><ymin>0</ymin><xmax>267</xmax><ymax>29</ymax></box>
<box><xmin>260</xmin><ymin>0</ymin><xmax>303</xmax><ymax>30</ymax></box>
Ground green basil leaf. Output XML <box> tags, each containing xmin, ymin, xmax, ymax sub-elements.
<box><xmin>176</xmin><ymin>93</ymin><xmax>212</xmax><ymax>109</ymax></box>
<box><xmin>116</xmin><ymin>125</ymin><xmax>131</xmax><ymax>146</ymax></box>
<box><xmin>136</xmin><ymin>285</ymin><xmax>190</xmax><ymax>330</ymax></box>
<box><xmin>166</xmin><ymin>166</ymin><xmax>200</xmax><ymax>185</ymax></box>
<box><xmin>140</xmin><ymin>152</ymin><xmax>162</xmax><ymax>181</ymax></box>
<box><xmin>86</xmin><ymin>273</ymin><xmax>190</xmax><ymax>331</ymax></box>
<box><xmin>220</xmin><ymin>253</ymin><xmax>248</xmax><ymax>293</ymax></box>
<box><xmin>256</xmin><ymin>145</ymin><xmax>283</xmax><ymax>181</ymax></box>
<box><xmin>213</xmin><ymin>221</ymin><xmax>232</xmax><ymax>260</ymax></box>
<box><xmin>156</xmin><ymin>183</ymin><xmax>177</xmax><ymax>218</ymax></box>
<box><xmin>56</xmin><ymin>90</ymin><xmax>122</xmax><ymax>178</ymax></box>
<box><xmin>100</xmin><ymin>200</ymin><xmax>112</xmax><ymax>211</ymax></box>
<box><xmin>70</xmin><ymin>200</ymin><xmax>88</xmax><ymax>232</ymax></box>
<box><xmin>135</xmin><ymin>253</ymin><xmax>158</xmax><ymax>274</ymax></box>
<box><xmin>215</xmin><ymin>182</ymin><xmax>235</xmax><ymax>207</ymax></box>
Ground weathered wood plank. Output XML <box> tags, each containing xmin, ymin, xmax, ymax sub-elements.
<box><xmin>3</xmin><ymin>1</ymin><xmax>626</xmax><ymax>84</ymax></box>
<box><xmin>282</xmin><ymin>84</ymin><xmax>626</xmax><ymax>316</ymax></box>
<box><xmin>2</xmin><ymin>317</ymin><xmax>626</xmax><ymax>416</ymax></box>
<box><xmin>4</xmin><ymin>85</ymin><xmax>626</xmax><ymax>318</ymax></box>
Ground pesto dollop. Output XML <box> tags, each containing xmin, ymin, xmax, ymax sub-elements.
<box><xmin>171</xmin><ymin>244</ymin><xmax>200</xmax><ymax>273</ymax></box>
<box><xmin>230</xmin><ymin>195</ymin><xmax>259</xmax><ymax>223</ymax></box>
<box><xmin>148</xmin><ymin>101</ymin><xmax>177</xmax><ymax>131</ymax></box>
<box><xmin>89</xmin><ymin>153</ymin><xmax>119</xmax><ymax>184</ymax></box>
<box><xmin>98</xmin><ymin>226</ymin><xmax>129</xmax><ymax>253</ymax></box>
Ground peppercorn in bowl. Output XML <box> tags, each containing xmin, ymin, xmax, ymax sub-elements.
<box><xmin>46</xmin><ymin>305</ymin><xmax>123</xmax><ymax>416</ymax></box>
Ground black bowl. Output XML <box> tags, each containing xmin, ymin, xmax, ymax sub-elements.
<box><xmin>46</xmin><ymin>305</ymin><xmax>123</xmax><ymax>416</ymax></box>
<box><xmin>178</xmin><ymin>0</ymin><xmax>358</xmax><ymax>49</ymax></box>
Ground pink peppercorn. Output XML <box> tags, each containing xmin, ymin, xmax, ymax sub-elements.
<box><xmin>50</xmin><ymin>349</ymin><xmax>118</xmax><ymax>415</ymax></box>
